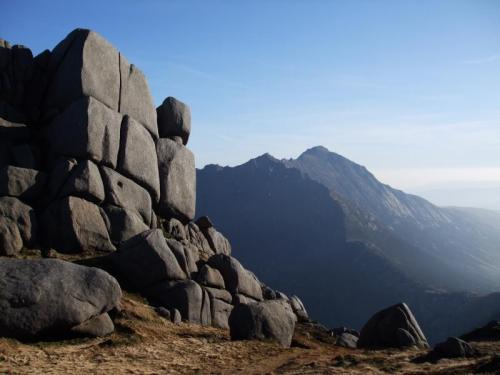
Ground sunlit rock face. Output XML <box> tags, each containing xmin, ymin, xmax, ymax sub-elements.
<box><xmin>0</xmin><ymin>28</ymin><xmax>193</xmax><ymax>255</ymax></box>
<box><xmin>0</xmin><ymin>29</ymin><xmax>308</xmax><ymax>343</ymax></box>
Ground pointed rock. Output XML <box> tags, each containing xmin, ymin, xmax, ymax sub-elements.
<box><xmin>358</xmin><ymin>302</ymin><xmax>429</xmax><ymax>349</ymax></box>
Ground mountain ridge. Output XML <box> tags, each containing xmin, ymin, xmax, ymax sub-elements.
<box><xmin>284</xmin><ymin>146</ymin><xmax>500</xmax><ymax>292</ymax></box>
<box><xmin>196</xmin><ymin>146</ymin><xmax>500</xmax><ymax>343</ymax></box>
<box><xmin>200</xmin><ymin>146</ymin><xmax>500</xmax><ymax>291</ymax></box>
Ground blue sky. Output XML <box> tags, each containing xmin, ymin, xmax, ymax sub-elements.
<box><xmin>3</xmin><ymin>0</ymin><xmax>500</xmax><ymax>207</ymax></box>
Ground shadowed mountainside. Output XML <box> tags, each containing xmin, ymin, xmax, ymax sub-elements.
<box><xmin>284</xmin><ymin>146</ymin><xmax>500</xmax><ymax>293</ymax></box>
<box><xmin>197</xmin><ymin>148</ymin><xmax>500</xmax><ymax>343</ymax></box>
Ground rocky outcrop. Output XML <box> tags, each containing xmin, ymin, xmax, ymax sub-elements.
<box><xmin>0</xmin><ymin>196</ymin><xmax>37</xmax><ymax>249</ymax></box>
<box><xmin>71</xmin><ymin>313</ymin><xmax>115</xmax><ymax>337</ymax></box>
<box><xmin>100</xmin><ymin>166</ymin><xmax>153</xmax><ymax>227</ymax></box>
<box><xmin>289</xmin><ymin>295</ymin><xmax>309</xmax><ymax>322</ymax></box>
<box><xmin>431</xmin><ymin>337</ymin><xmax>477</xmax><ymax>358</ymax></box>
<box><xmin>106</xmin><ymin>223</ymin><xmax>306</xmax><ymax>331</ymax></box>
<box><xmin>208</xmin><ymin>254</ymin><xmax>262</xmax><ymax>301</ymax></box>
<box><xmin>58</xmin><ymin>160</ymin><xmax>105</xmax><ymax>204</ymax></box>
<box><xmin>0</xmin><ymin>29</ymin><xmax>309</xmax><ymax>344</ymax></box>
<box><xmin>229</xmin><ymin>300</ymin><xmax>297</xmax><ymax>347</ymax></box>
<box><xmin>0</xmin><ymin>166</ymin><xmax>47</xmax><ymax>200</ymax></box>
<box><xmin>102</xmin><ymin>205</ymin><xmax>149</xmax><ymax>244</ymax></box>
<box><xmin>0</xmin><ymin>217</ymin><xmax>22</xmax><ymax>255</ymax></box>
<box><xmin>336</xmin><ymin>333</ymin><xmax>359</xmax><ymax>348</ymax></box>
<box><xmin>167</xmin><ymin>238</ymin><xmax>199</xmax><ymax>276</ymax></box>
<box><xmin>358</xmin><ymin>303</ymin><xmax>429</xmax><ymax>349</ymax></box>
<box><xmin>45</xmin><ymin>30</ymin><xmax>121</xmax><ymax>113</ymax></box>
<box><xmin>0</xmin><ymin>258</ymin><xmax>121</xmax><ymax>339</ymax></box>
<box><xmin>0</xmin><ymin>28</ymin><xmax>191</xmax><ymax>255</ymax></box>
<box><xmin>117</xmin><ymin>115</ymin><xmax>160</xmax><ymax>202</ymax></box>
<box><xmin>461</xmin><ymin>320</ymin><xmax>500</xmax><ymax>342</ymax></box>
<box><xmin>45</xmin><ymin>96</ymin><xmax>122</xmax><ymax>168</ymax></box>
<box><xmin>197</xmin><ymin>264</ymin><xmax>225</xmax><ymax>289</ymax></box>
<box><xmin>196</xmin><ymin>216</ymin><xmax>231</xmax><ymax>255</ymax></box>
<box><xmin>147</xmin><ymin>280</ymin><xmax>205</xmax><ymax>324</ymax></box>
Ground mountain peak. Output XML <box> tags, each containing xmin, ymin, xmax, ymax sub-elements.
<box><xmin>250</xmin><ymin>153</ymin><xmax>279</xmax><ymax>164</ymax></box>
<box><xmin>303</xmin><ymin>145</ymin><xmax>331</xmax><ymax>155</ymax></box>
<box><xmin>299</xmin><ymin>146</ymin><xmax>354</xmax><ymax>166</ymax></box>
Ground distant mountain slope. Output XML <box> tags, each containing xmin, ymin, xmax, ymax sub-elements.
<box><xmin>197</xmin><ymin>155</ymin><xmax>424</xmax><ymax>333</ymax></box>
<box><xmin>284</xmin><ymin>146</ymin><xmax>500</xmax><ymax>292</ymax></box>
<box><xmin>446</xmin><ymin>206</ymin><xmax>500</xmax><ymax>233</ymax></box>
<box><xmin>196</xmin><ymin>148</ymin><xmax>500</xmax><ymax>343</ymax></box>
<box><xmin>197</xmin><ymin>154</ymin><xmax>346</xmax><ymax>299</ymax></box>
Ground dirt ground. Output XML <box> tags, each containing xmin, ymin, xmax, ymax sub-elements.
<box><xmin>1</xmin><ymin>294</ymin><xmax>499</xmax><ymax>375</ymax></box>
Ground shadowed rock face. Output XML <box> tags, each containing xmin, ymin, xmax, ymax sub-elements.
<box><xmin>430</xmin><ymin>337</ymin><xmax>477</xmax><ymax>358</ymax></box>
<box><xmin>461</xmin><ymin>320</ymin><xmax>500</xmax><ymax>342</ymax></box>
<box><xmin>42</xmin><ymin>196</ymin><xmax>115</xmax><ymax>254</ymax></box>
<box><xmin>208</xmin><ymin>254</ymin><xmax>263</xmax><ymax>301</ymax></box>
<box><xmin>358</xmin><ymin>303</ymin><xmax>429</xmax><ymax>349</ymax></box>
<box><xmin>0</xmin><ymin>196</ymin><xmax>37</xmax><ymax>252</ymax></box>
<box><xmin>110</xmin><ymin>229</ymin><xmax>187</xmax><ymax>290</ymax></box>
<box><xmin>229</xmin><ymin>300</ymin><xmax>297</xmax><ymax>348</ymax></box>
<box><xmin>0</xmin><ymin>166</ymin><xmax>47</xmax><ymax>201</ymax></box>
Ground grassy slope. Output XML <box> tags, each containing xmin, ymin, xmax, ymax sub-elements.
<box><xmin>1</xmin><ymin>293</ymin><xmax>499</xmax><ymax>374</ymax></box>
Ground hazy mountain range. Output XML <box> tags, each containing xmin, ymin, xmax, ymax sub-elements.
<box><xmin>284</xmin><ymin>146</ymin><xmax>500</xmax><ymax>292</ymax></box>
<box><xmin>196</xmin><ymin>146</ymin><xmax>500</xmax><ymax>343</ymax></box>
<box><xmin>418</xmin><ymin>186</ymin><xmax>500</xmax><ymax>212</ymax></box>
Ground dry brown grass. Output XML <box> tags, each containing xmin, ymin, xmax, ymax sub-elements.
<box><xmin>0</xmin><ymin>293</ymin><xmax>498</xmax><ymax>374</ymax></box>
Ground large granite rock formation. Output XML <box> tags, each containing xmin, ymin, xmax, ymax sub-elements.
<box><xmin>0</xmin><ymin>29</ymin><xmax>309</xmax><ymax>345</ymax></box>
<box><xmin>0</xmin><ymin>28</ymin><xmax>187</xmax><ymax>255</ymax></box>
